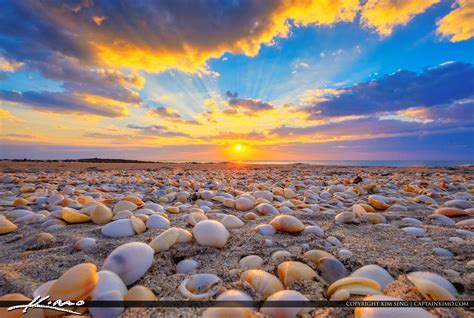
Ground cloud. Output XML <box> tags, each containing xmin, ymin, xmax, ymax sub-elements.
<box><xmin>225</xmin><ymin>97</ymin><xmax>275</xmax><ymax>116</ymax></box>
<box><xmin>126</xmin><ymin>124</ymin><xmax>190</xmax><ymax>137</ymax></box>
<box><xmin>204</xmin><ymin>131</ymin><xmax>268</xmax><ymax>142</ymax></box>
<box><xmin>149</xmin><ymin>107</ymin><xmax>201</xmax><ymax>125</ymax></box>
<box><xmin>304</xmin><ymin>62</ymin><xmax>474</xmax><ymax>119</ymax></box>
<box><xmin>225</xmin><ymin>91</ymin><xmax>238</xmax><ymax>98</ymax></box>
<box><xmin>0</xmin><ymin>56</ymin><xmax>24</xmax><ymax>72</ymax></box>
<box><xmin>437</xmin><ymin>0</ymin><xmax>474</xmax><ymax>42</ymax></box>
<box><xmin>361</xmin><ymin>0</ymin><xmax>440</xmax><ymax>36</ymax></box>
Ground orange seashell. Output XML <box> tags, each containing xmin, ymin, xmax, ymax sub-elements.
<box><xmin>61</xmin><ymin>208</ymin><xmax>91</xmax><ymax>224</ymax></box>
<box><xmin>0</xmin><ymin>218</ymin><xmax>17</xmax><ymax>235</ymax></box>
<box><xmin>48</xmin><ymin>263</ymin><xmax>98</xmax><ymax>302</ymax></box>
<box><xmin>435</xmin><ymin>207</ymin><xmax>470</xmax><ymax>217</ymax></box>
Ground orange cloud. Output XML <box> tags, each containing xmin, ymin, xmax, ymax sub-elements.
<box><xmin>437</xmin><ymin>0</ymin><xmax>474</xmax><ymax>42</ymax></box>
<box><xmin>0</xmin><ymin>56</ymin><xmax>24</xmax><ymax>72</ymax></box>
<box><xmin>361</xmin><ymin>0</ymin><xmax>440</xmax><ymax>36</ymax></box>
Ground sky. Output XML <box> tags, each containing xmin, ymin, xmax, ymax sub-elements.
<box><xmin>0</xmin><ymin>0</ymin><xmax>473</xmax><ymax>161</ymax></box>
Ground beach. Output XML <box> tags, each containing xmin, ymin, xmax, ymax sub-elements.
<box><xmin>0</xmin><ymin>161</ymin><xmax>472</xmax><ymax>317</ymax></box>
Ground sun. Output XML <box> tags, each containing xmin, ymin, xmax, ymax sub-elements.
<box><xmin>234</xmin><ymin>144</ymin><xmax>244</xmax><ymax>152</ymax></box>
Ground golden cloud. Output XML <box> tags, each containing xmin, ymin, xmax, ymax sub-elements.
<box><xmin>437</xmin><ymin>0</ymin><xmax>474</xmax><ymax>42</ymax></box>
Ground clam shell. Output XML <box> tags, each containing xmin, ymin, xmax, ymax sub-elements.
<box><xmin>101</xmin><ymin>219</ymin><xmax>135</xmax><ymax>238</ymax></box>
<box><xmin>254</xmin><ymin>190</ymin><xmax>273</xmax><ymax>202</ymax></box>
<box><xmin>304</xmin><ymin>249</ymin><xmax>335</xmax><ymax>263</ymax></box>
<box><xmin>368</xmin><ymin>195</ymin><xmax>390</xmax><ymax>210</ymax></box>
<box><xmin>330</xmin><ymin>288</ymin><xmax>350</xmax><ymax>301</ymax></box>
<box><xmin>179</xmin><ymin>273</ymin><xmax>222</xmax><ymax>300</ymax></box>
<box><xmin>102</xmin><ymin>242</ymin><xmax>154</xmax><ymax>285</ymax></box>
<box><xmin>112</xmin><ymin>210</ymin><xmax>134</xmax><ymax>220</ymax></box>
<box><xmin>283</xmin><ymin>188</ymin><xmax>296</xmax><ymax>198</ymax></box>
<box><xmin>402</xmin><ymin>227</ymin><xmax>426</xmax><ymax>236</ymax></box>
<box><xmin>125</xmin><ymin>285</ymin><xmax>156</xmax><ymax>301</ymax></box>
<box><xmin>244</xmin><ymin>212</ymin><xmax>258</xmax><ymax>220</ymax></box>
<box><xmin>130</xmin><ymin>215</ymin><xmax>146</xmax><ymax>234</ymax></box>
<box><xmin>256</xmin><ymin>203</ymin><xmax>279</xmax><ymax>215</ymax></box>
<box><xmin>407</xmin><ymin>271</ymin><xmax>457</xmax><ymax>296</ymax></box>
<box><xmin>202</xmin><ymin>307</ymin><xmax>256</xmax><ymax>318</ymax></box>
<box><xmin>175</xmin><ymin>228</ymin><xmax>193</xmax><ymax>243</ymax></box>
<box><xmin>92</xmin><ymin>270</ymin><xmax>128</xmax><ymax>298</ymax></box>
<box><xmin>350</xmin><ymin>265</ymin><xmax>394</xmax><ymax>290</ymax></box>
<box><xmin>193</xmin><ymin>220</ymin><xmax>229</xmax><ymax>248</ymax></box>
<box><xmin>217</xmin><ymin>289</ymin><xmax>253</xmax><ymax>302</ymax></box>
<box><xmin>188</xmin><ymin>211</ymin><xmax>208</xmax><ymax>226</ymax></box>
<box><xmin>0</xmin><ymin>294</ymin><xmax>34</xmax><ymax>318</ymax></box>
<box><xmin>49</xmin><ymin>263</ymin><xmax>98</xmax><ymax>301</ymax></box>
<box><xmin>364</xmin><ymin>213</ymin><xmax>386</xmax><ymax>224</ymax></box>
<box><xmin>302</xmin><ymin>225</ymin><xmax>324</xmax><ymax>236</ymax></box>
<box><xmin>269</xmin><ymin>215</ymin><xmax>304</xmax><ymax>233</ymax></box>
<box><xmin>61</xmin><ymin>208</ymin><xmax>91</xmax><ymax>223</ymax></box>
<box><xmin>74</xmin><ymin>237</ymin><xmax>97</xmax><ymax>250</ymax></box>
<box><xmin>0</xmin><ymin>217</ymin><xmax>17</xmax><ymax>235</ymax></box>
<box><xmin>260</xmin><ymin>290</ymin><xmax>310</xmax><ymax>318</ymax></box>
<box><xmin>317</xmin><ymin>257</ymin><xmax>348</xmax><ymax>284</ymax></box>
<box><xmin>271</xmin><ymin>250</ymin><xmax>291</xmax><ymax>261</ymax></box>
<box><xmin>33</xmin><ymin>279</ymin><xmax>57</xmax><ymax>298</ymax></box>
<box><xmin>222</xmin><ymin>215</ymin><xmax>244</xmax><ymax>228</ymax></box>
<box><xmin>166</xmin><ymin>206</ymin><xmax>180</xmax><ymax>214</ymax></box>
<box><xmin>88</xmin><ymin>290</ymin><xmax>124</xmax><ymax>318</ymax></box>
<box><xmin>277</xmin><ymin>261</ymin><xmax>316</xmax><ymax>287</ymax></box>
<box><xmin>113</xmin><ymin>200</ymin><xmax>137</xmax><ymax>213</ymax></box>
<box><xmin>90</xmin><ymin>204</ymin><xmax>113</xmax><ymax>225</ymax></box>
<box><xmin>146</xmin><ymin>214</ymin><xmax>170</xmax><ymax>229</ymax></box>
<box><xmin>241</xmin><ymin>270</ymin><xmax>284</xmax><ymax>298</ymax></box>
<box><xmin>353</xmin><ymin>204</ymin><xmax>367</xmax><ymax>217</ymax></box>
<box><xmin>235</xmin><ymin>197</ymin><xmax>255</xmax><ymax>211</ymax></box>
<box><xmin>149</xmin><ymin>227</ymin><xmax>179</xmax><ymax>252</ymax></box>
<box><xmin>327</xmin><ymin>276</ymin><xmax>381</xmax><ymax>296</ymax></box>
<box><xmin>455</xmin><ymin>218</ymin><xmax>474</xmax><ymax>228</ymax></box>
<box><xmin>255</xmin><ymin>224</ymin><xmax>276</xmax><ymax>236</ymax></box>
<box><xmin>176</xmin><ymin>259</ymin><xmax>199</xmax><ymax>274</ymax></box>
<box><xmin>239</xmin><ymin>255</ymin><xmax>264</xmax><ymax>268</ymax></box>
<box><xmin>435</xmin><ymin>207</ymin><xmax>470</xmax><ymax>217</ymax></box>
<box><xmin>335</xmin><ymin>211</ymin><xmax>358</xmax><ymax>224</ymax></box>
<box><xmin>428</xmin><ymin>214</ymin><xmax>455</xmax><ymax>225</ymax></box>
<box><xmin>442</xmin><ymin>199</ymin><xmax>472</xmax><ymax>209</ymax></box>
<box><xmin>354</xmin><ymin>295</ymin><xmax>433</xmax><ymax>318</ymax></box>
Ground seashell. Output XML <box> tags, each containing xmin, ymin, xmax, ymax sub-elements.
<box><xmin>244</xmin><ymin>212</ymin><xmax>258</xmax><ymax>220</ymax></box>
<box><xmin>317</xmin><ymin>257</ymin><xmax>348</xmax><ymax>284</ymax></box>
<box><xmin>402</xmin><ymin>227</ymin><xmax>425</xmax><ymax>236</ymax></box>
<box><xmin>402</xmin><ymin>217</ymin><xmax>423</xmax><ymax>226</ymax></box>
<box><xmin>176</xmin><ymin>191</ymin><xmax>190</xmax><ymax>203</ymax></box>
<box><xmin>283</xmin><ymin>188</ymin><xmax>296</xmax><ymax>199</ymax></box>
<box><xmin>435</xmin><ymin>207</ymin><xmax>470</xmax><ymax>217</ymax></box>
<box><xmin>136</xmin><ymin>208</ymin><xmax>156</xmax><ymax>216</ymax></box>
<box><xmin>188</xmin><ymin>211</ymin><xmax>208</xmax><ymax>226</ymax></box>
<box><xmin>92</xmin><ymin>270</ymin><xmax>128</xmax><ymax>298</ymax></box>
<box><xmin>123</xmin><ymin>195</ymin><xmax>144</xmax><ymax>206</ymax></box>
<box><xmin>166</xmin><ymin>206</ymin><xmax>180</xmax><ymax>214</ymax></box>
<box><xmin>33</xmin><ymin>232</ymin><xmax>55</xmax><ymax>243</ymax></box>
<box><xmin>326</xmin><ymin>236</ymin><xmax>342</xmax><ymax>247</ymax></box>
<box><xmin>433</xmin><ymin>247</ymin><xmax>453</xmax><ymax>257</ymax></box>
<box><xmin>202</xmin><ymin>307</ymin><xmax>256</xmax><ymax>318</ymax></box>
<box><xmin>271</xmin><ymin>250</ymin><xmax>291</xmax><ymax>260</ymax></box>
<box><xmin>407</xmin><ymin>271</ymin><xmax>457</xmax><ymax>296</ymax></box>
<box><xmin>135</xmin><ymin>214</ymin><xmax>149</xmax><ymax>222</ymax></box>
<box><xmin>179</xmin><ymin>273</ymin><xmax>222</xmax><ymax>300</ymax></box>
<box><xmin>254</xmin><ymin>190</ymin><xmax>273</xmax><ymax>202</ymax></box>
<box><xmin>368</xmin><ymin>195</ymin><xmax>390</xmax><ymax>210</ymax></box>
<box><xmin>304</xmin><ymin>250</ymin><xmax>335</xmax><ymax>263</ymax></box>
<box><xmin>338</xmin><ymin>248</ymin><xmax>352</xmax><ymax>259</ymax></box>
<box><xmin>143</xmin><ymin>202</ymin><xmax>164</xmax><ymax>212</ymax></box>
<box><xmin>360</xmin><ymin>203</ymin><xmax>375</xmax><ymax>212</ymax></box>
<box><xmin>428</xmin><ymin>214</ymin><xmax>455</xmax><ymax>225</ymax></box>
<box><xmin>176</xmin><ymin>259</ymin><xmax>199</xmax><ymax>274</ymax></box>
<box><xmin>61</xmin><ymin>208</ymin><xmax>91</xmax><ymax>223</ymax></box>
<box><xmin>88</xmin><ymin>290</ymin><xmax>124</xmax><ymax>318</ymax></box>
<box><xmin>113</xmin><ymin>200</ymin><xmax>138</xmax><ymax>213</ymax></box>
<box><xmin>222</xmin><ymin>215</ymin><xmax>244</xmax><ymax>228</ymax></box>
<box><xmin>193</xmin><ymin>220</ymin><xmax>229</xmax><ymax>248</ymax></box>
<box><xmin>6</xmin><ymin>209</ymin><xmax>34</xmax><ymax>219</ymax></box>
<box><xmin>335</xmin><ymin>211</ymin><xmax>358</xmax><ymax>224</ymax></box>
<box><xmin>0</xmin><ymin>217</ymin><xmax>17</xmax><ymax>235</ymax></box>
<box><xmin>223</xmin><ymin>198</ymin><xmax>235</xmax><ymax>208</ymax></box>
<box><xmin>74</xmin><ymin>237</ymin><xmax>97</xmax><ymax>250</ymax></box>
<box><xmin>269</xmin><ymin>215</ymin><xmax>304</xmax><ymax>233</ymax></box>
<box><xmin>146</xmin><ymin>214</ymin><xmax>170</xmax><ymax>229</ymax></box>
<box><xmin>455</xmin><ymin>229</ymin><xmax>474</xmax><ymax>236</ymax></box>
<box><xmin>0</xmin><ymin>293</ymin><xmax>34</xmax><ymax>318</ymax></box>
<box><xmin>101</xmin><ymin>219</ymin><xmax>135</xmax><ymax>238</ymax></box>
<box><xmin>112</xmin><ymin>210</ymin><xmax>134</xmax><ymax>220</ymax></box>
<box><xmin>102</xmin><ymin>242</ymin><xmax>154</xmax><ymax>285</ymax></box>
<box><xmin>149</xmin><ymin>227</ymin><xmax>179</xmax><ymax>252</ymax></box>
<box><xmin>130</xmin><ymin>215</ymin><xmax>146</xmax><ymax>234</ymax></box>
<box><xmin>260</xmin><ymin>290</ymin><xmax>310</xmax><ymax>318</ymax></box>
<box><xmin>350</xmin><ymin>265</ymin><xmax>394</xmax><ymax>289</ymax></box>
<box><xmin>364</xmin><ymin>213</ymin><xmax>386</xmax><ymax>224</ymax></box>
<box><xmin>455</xmin><ymin>218</ymin><xmax>474</xmax><ymax>228</ymax></box>
<box><xmin>448</xmin><ymin>236</ymin><xmax>464</xmax><ymax>244</ymax></box>
<box><xmin>241</xmin><ymin>270</ymin><xmax>284</xmax><ymax>298</ymax></box>
<box><xmin>175</xmin><ymin>227</ymin><xmax>193</xmax><ymax>243</ymax></box>
<box><xmin>125</xmin><ymin>285</ymin><xmax>156</xmax><ymax>301</ymax></box>
<box><xmin>49</xmin><ymin>263</ymin><xmax>98</xmax><ymax>301</ymax></box>
<box><xmin>442</xmin><ymin>199</ymin><xmax>472</xmax><ymax>209</ymax></box>
<box><xmin>330</xmin><ymin>288</ymin><xmax>351</xmax><ymax>301</ymax></box>
<box><xmin>239</xmin><ymin>255</ymin><xmax>264</xmax><ymax>268</ymax></box>
<box><xmin>217</xmin><ymin>289</ymin><xmax>253</xmax><ymax>302</ymax></box>
<box><xmin>302</xmin><ymin>225</ymin><xmax>324</xmax><ymax>237</ymax></box>
<box><xmin>255</xmin><ymin>224</ymin><xmax>276</xmax><ymax>236</ymax></box>
<box><xmin>90</xmin><ymin>204</ymin><xmax>113</xmax><ymax>225</ymax></box>
<box><xmin>256</xmin><ymin>203</ymin><xmax>279</xmax><ymax>215</ymax></box>
<box><xmin>354</xmin><ymin>295</ymin><xmax>433</xmax><ymax>318</ymax></box>
<box><xmin>277</xmin><ymin>261</ymin><xmax>316</xmax><ymax>287</ymax></box>
<box><xmin>353</xmin><ymin>204</ymin><xmax>367</xmax><ymax>217</ymax></box>
<box><xmin>33</xmin><ymin>279</ymin><xmax>57</xmax><ymax>298</ymax></box>
<box><xmin>235</xmin><ymin>197</ymin><xmax>255</xmax><ymax>211</ymax></box>
<box><xmin>13</xmin><ymin>198</ymin><xmax>28</xmax><ymax>206</ymax></box>
<box><xmin>327</xmin><ymin>276</ymin><xmax>381</xmax><ymax>296</ymax></box>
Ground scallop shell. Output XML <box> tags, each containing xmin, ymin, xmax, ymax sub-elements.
<box><xmin>222</xmin><ymin>215</ymin><xmax>244</xmax><ymax>228</ymax></box>
<box><xmin>269</xmin><ymin>215</ymin><xmax>304</xmax><ymax>233</ymax></box>
<box><xmin>101</xmin><ymin>219</ymin><xmax>135</xmax><ymax>238</ymax></box>
<box><xmin>368</xmin><ymin>195</ymin><xmax>390</xmax><ymax>210</ymax></box>
<box><xmin>125</xmin><ymin>285</ymin><xmax>156</xmax><ymax>301</ymax></box>
<box><xmin>260</xmin><ymin>290</ymin><xmax>310</xmax><ymax>318</ymax></box>
<box><xmin>90</xmin><ymin>204</ymin><xmax>113</xmax><ymax>225</ymax></box>
<box><xmin>0</xmin><ymin>217</ymin><xmax>17</xmax><ymax>235</ymax></box>
<box><xmin>241</xmin><ymin>270</ymin><xmax>284</xmax><ymax>298</ymax></box>
<box><xmin>74</xmin><ymin>237</ymin><xmax>97</xmax><ymax>250</ymax></box>
<box><xmin>277</xmin><ymin>261</ymin><xmax>316</xmax><ymax>287</ymax></box>
<box><xmin>350</xmin><ymin>265</ymin><xmax>394</xmax><ymax>290</ymax></box>
<box><xmin>146</xmin><ymin>214</ymin><xmax>170</xmax><ymax>229</ymax></box>
<box><xmin>193</xmin><ymin>220</ymin><xmax>229</xmax><ymax>248</ymax></box>
<box><xmin>179</xmin><ymin>273</ymin><xmax>222</xmax><ymax>300</ymax></box>
<box><xmin>92</xmin><ymin>270</ymin><xmax>128</xmax><ymax>298</ymax></box>
<box><xmin>327</xmin><ymin>276</ymin><xmax>381</xmax><ymax>296</ymax></box>
<box><xmin>48</xmin><ymin>263</ymin><xmax>98</xmax><ymax>301</ymax></box>
<box><xmin>354</xmin><ymin>295</ymin><xmax>433</xmax><ymax>318</ymax></box>
<box><xmin>149</xmin><ymin>227</ymin><xmax>179</xmax><ymax>252</ymax></box>
<box><xmin>61</xmin><ymin>208</ymin><xmax>91</xmax><ymax>223</ymax></box>
<box><xmin>176</xmin><ymin>259</ymin><xmax>199</xmax><ymax>274</ymax></box>
<box><xmin>239</xmin><ymin>255</ymin><xmax>264</xmax><ymax>268</ymax></box>
<box><xmin>102</xmin><ymin>242</ymin><xmax>154</xmax><ymax>285</ymax></box>
<box><xmin>130</xmin><ymin>215</ymin><xmax>146</xmax><ymax>234</ymax></box>
<box><xmin>188</xmin><ymin>211</ymin><xmax>208</xmax><ymax>226</ymax></box>
<box><xmin>113</xmin><ymin>200</ymin><xmax>138</xmax><ymax>213</ymax></box>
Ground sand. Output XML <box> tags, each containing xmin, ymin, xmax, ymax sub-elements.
<box><xmin>0</xmin><ymin>161</ymin><xmax>472</xmax><ymax>317</ymax></box>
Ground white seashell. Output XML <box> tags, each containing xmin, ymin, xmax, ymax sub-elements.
<box><xmin>239</xmin><ymin>255</ymin><xmax>264</xmax><ymax>268</ymax></box>
<box><xmin>327</xmin><ymin>277</ymin><xmax>381</xmax><ymax>296</ymax></box>
<box><xmin>146</xmin><ymin>214</ymin><xmax>170</xmax><ymax>229</ymax></box>
<box><xmin>149</xmin><ymin>227</ymin><xmax>179</xmax><ymax>252</ymax></box>
<box><xmin>112</xmin><ymin>210</ymin><xmax>134</xmax><ymax>220</ymax></box>
<box><xmin>136</xmin><ymin>208</ymin><xmax>156</xmax><ymax>216</ymax></box>
<box><xmin>176</xmin><ymin>259</ymin><xmax>199</xmax><ymax>274</ymax></box>
<box><xmin>354</xmin><ymin>295</ymin><xmax>433</xmax><ymax>318</ymax></box>
<box><xmin>335</xmin><ymin>211</ymin><xmax>357</xmax><ymax>224</ymax></box>
<box><xmin>235</xmin><ymin>197</ymin><xmax>255</xmax><ymax>211</ymax></box>
<box><xmin>254</xmin><ymin>190</ymin><xmax>273</xmax><ymax>202</ymax></box>
<box><xmin>222</xmin><ymin>215</ymin><xmax>244</xmax><ymax>228</ymax></box>
<box><xmin>303</xmin><ymin>225</ymin><xmax>324</xmax><ymax>237</ymax></box>
<box><xmin>402</xmin><ymin>227</ymin><xmax>426</xmax><ymax>236</ymax></box>
<box><xmin>326</xmin><ymin>236</ymin><xmax>343</xmax><ymax>247</ymax></box>
<box><xmin>271</xmin><ymin>250</ymin><xmax>291</xmax><ymax>260</ymax></box>
<box><xmin>193</xmin><ymin>220</ymin><xmax>229</xmax><ymax>248</ymax></box>
<box><xmin>142</xmin><ymin>202</ymin><xmax>164</xmax><ymax>212</ymax></box>
<box><xmin>260</xmin><ymin>290</ymin><xmax>310</xmax><ymax>318</ymax></box>
<box><xmin>179</xmin><ymin>274</ymin><xmax>222</xmax><ymax>300</ymax></box>
<box><xmin>428</xmin><ymin>214</ymin><xmax>455</xmax><ymax>225</ymax></box>
<box><xmin>407</xmin><ymin>271</ymin><xmax>458</xmax><ymax>296</ymax></box>
<box><xmin>353</xmin><ymin>204</ymin><xmax>367</xmax><ymax>217</ymax></box>
<box><xmin>433</xmin><ymin>247</ymin><xmax>453</xmax><ymax>257</ymax></box>
<box><xmin>256</xmin><ymin>203</ymin><xmax>279</xmax><ymax>215</ymax></box>
<box><xmin>255</xmin><ymin>224</ymin><xmax>276</xmax><ymax>236</ymax></box>
<box><xmin>89</xmin><ymin>290</ymin><xmax>124</xmax><ymax>318</ymax></box>
<box><xmin>338</xmin><ymin>248</ymin><xmax>352</xmax><ymax>259</ymax></box>
<box><xmin>113</xmin><ymin>200</ymin><xmax>137</xmax><ymax>213</ymax></box>
<box><xmin>92</xmin><ymin>270</ymin><xmax>128</xmax><ymax>298</ymax></box>
<box><xmin>351</xmin><ymin>265</ymin><xmax>394</xmax><ymax>290</ymax></box>
<box><xmin>443</xmin><ymin>199</ymin><xmax>472</xmax><ymax>209</ymax></box>
<box><xmin>101</xmin><ymin>219</ymin><xmax>135</xmax><ymax>238</ymax></box>
<box><xmin>401</xmin><ymin>217</ymin><xmax>423</xmax><ymax>226</ymax></box>
<box><xmin>7</xmin><ymin>209</ymin><xmax>34</xmax><ymax>219</ymax></box>
<box><xmin>188</xmin><ymin>211</ymin><xmax>208</xmax><ymax>226</ymax></box>
<box><xmin>130</xmin><ymin>215</ymin><xmax>146</xmax><ymax>234</ymax></box>
<box><xmin>448</xmin><ymin>236</ymin><xmax>464</xmax><ymax>244</ymax></box>
<box><xmin>102</xmin><ymin>242</ymin><xmax>154</xmax><ymax>285</ymax></box>
<box><xmin>74</xmin><ymin>237</ymin><xmax>97</xmax><ymax>250</ymax></box>
<box><xmin>33</xmin><ymin>279</ymin><xmax>57</xmax><ymax>298</ymax></box>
